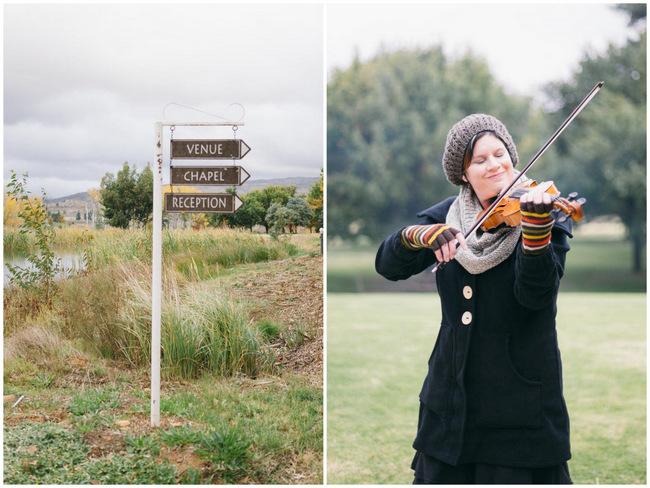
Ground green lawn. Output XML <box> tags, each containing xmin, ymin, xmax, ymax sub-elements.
<box><xmin>327</xmin><ymin>237</ymin><xmax>646</xmax><ymax>293</ymax></box>
<box><xmin>326</xmin><ymin>293</ymin><xmax>646</xmax><ymax>484</ymax></box>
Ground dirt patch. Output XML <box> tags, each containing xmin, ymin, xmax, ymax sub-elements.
<box><xmin>227</xmin><ymin>253</ymin><xmax>323</xmax><ymax>381</ymax></box>
<box><xmin>158</xmin><ymin>445</ymin><xmax>210</xmax><ymax>479</ymax></box>
<box><xmin>84</xmin><ymin>428</ymin><xmax>127</xmax><ymax>458</ymax></box>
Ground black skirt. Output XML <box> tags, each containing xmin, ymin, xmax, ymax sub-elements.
<box><xmin>411</xmin><ymin>451</ymin><xmax>572</xmax><ymax>485</ymax></box>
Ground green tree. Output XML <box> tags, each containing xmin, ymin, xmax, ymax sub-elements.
<box><xmin>206</xmin><ymin>186</ymin><xmax>297</xmax><ymax>232</ymax></box>
<box><xmin>100</xmin><ymin>162</ymin><xmax>153</xmax><ymax>229</ymax></box>
<box><xmin>247</xmin><ymin>185</ymin><xmax>297</xmax><ymax>232</ymax></box>
<box><xmin>204</xmin><ymin>188</ymin><xmax>252</xmax><ymax>230</ymax></box>
<box><xmin>616</xmin><ymin>3</ymin><xmax>646</xmax><ymax>25</ymax></box>
<box><xmin>231</xmin><ymin>193</ymin><xmax>265</xmax><ymax>231</ymax></box>
<box><xmin>327</xmin><ymin>47</ymin><xmax>533</xmax><ymax>240</ymax></box>
<box><xmin>266</xmin><ymin>196</ymin><xmax>314</xmax><ymax>234</ymax></box>
<box><xmin>134</xmin><ymin>164</ymin><xmax>154</xmax><ymax>226</ymax></box>
<box><xmin>266</xmin><ymin>202</ymin><xmax>290</xmax><ymax>234</ymax></box>
<box><xmin>287</xmin><ymin>196</ymin><xmax>315</xmax><ymax>233</ymax></box>
<box><xmin>307</xmin><ymin>169</ymin><xmax>324</xmax><ymax>231</ymax></box>
<box><xmin>544</xmin><ymin>19</ymin><xmax>646</xmax><ymax>271</ymax></box>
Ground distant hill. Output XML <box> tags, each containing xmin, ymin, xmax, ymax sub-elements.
<box><xmin>237</xmin><ymin>176</ymin><xmax>318</xmax><ymax>195</ymax></box>
<box><xmin>49</xmin><ymin>176</ymin><xmax>319</xmax><ymax>204</ymax></box>
<box><xmin>50</xmin><ymin>191</ymin><xmax>94</xmax><ymax>204</ymax></box>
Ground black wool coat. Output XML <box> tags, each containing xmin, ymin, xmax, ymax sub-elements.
<box><xmin>375</xmin><ymin>196</ymin><xmax>573</xmax><ymax>468</ymax></box>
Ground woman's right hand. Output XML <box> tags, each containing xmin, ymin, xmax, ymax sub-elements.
<box><xmin>401</xmin><ymin>224</ymin><xmax>468</xmax><ymax>262</ymax></box>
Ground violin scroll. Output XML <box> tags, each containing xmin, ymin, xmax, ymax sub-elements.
<box><xmin>550</xmin><ymin>192</ymin><xmax>587</xmax><ymax>224</ymax></box>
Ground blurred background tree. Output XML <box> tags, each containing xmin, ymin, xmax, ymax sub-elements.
<box><xmin>327</xmin><ymin>5</ymin><xmax>645</xmax><ymax>271</ymax></box>
<box><xmin>328</xmin><ymin>47</ymin><xmax>533</xmax><ymax>241</ymax></box>
<box><xmin>544</xmin><ymin>5</ymin><xmax>646</xmax><ymax>271</ymax></box>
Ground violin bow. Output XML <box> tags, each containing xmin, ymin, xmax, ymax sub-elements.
<box><xmin>432</xmin><ymin>81</ymin><xmax>604</xmax><ymax>274</ymax></box>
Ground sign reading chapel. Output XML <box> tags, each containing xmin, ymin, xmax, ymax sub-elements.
<box><xmin>170</xmin><ymin>166</ymin><xmax>250</xmax><ymax>186</ymax></box>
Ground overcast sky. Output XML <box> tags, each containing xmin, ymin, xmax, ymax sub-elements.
<box><xmin>4</xmin><ymin>3</ymin><xmax>324</xmax><ymax>198</ymax></box>
<box><xmin>3</xmin><ymin>3</ymin><xmax>644</xmax><ymax>199</ymax></box>
<box><xmin>327</xmin><ymin>3</ymin><xmax>643</xmax><ymax>98</ymax></box>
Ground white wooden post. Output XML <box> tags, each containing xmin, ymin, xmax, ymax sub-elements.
<box><xmin>151</xmin><ymin>122</ymin><xmax>163</xmax><ymax>427</ymax></box>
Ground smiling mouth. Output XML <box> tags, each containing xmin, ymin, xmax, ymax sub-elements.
<box><xmin>488</xmin><ymin>172</ymin><xmax>505</xmax><ymax>180</ymax></box>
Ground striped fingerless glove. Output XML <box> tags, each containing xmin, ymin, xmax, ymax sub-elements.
<box><xmin>401</xmin><ymin>224</ymin><xmax>459</xmax><ymax>252</ymax></box>
<box><xmin>520</xmin><ymin>202</ymin><xmax>554</xmax><ymax>255</ymax></box>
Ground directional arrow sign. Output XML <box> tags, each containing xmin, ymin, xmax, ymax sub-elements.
<box><xmin>170</xmin><ymin>166</ymin><xmax>250</xmax><ymax>186</ymax></box>
<box><xmin>171</xmin><ymin>139</ymin><xmax>251</xmax><ymax>160</ymax></box>
<box><xmin>165</xmin><ymin>193</ymin><xmax>244</xmax><ymax>214</ymax></box>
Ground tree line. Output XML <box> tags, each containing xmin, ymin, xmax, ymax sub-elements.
<box><xmin>327</xmin><ymin>5</ymin><xmax>645</xmax><ymax>271</ymax></box>
<box><xmin>543</xmin><ymin>4</ymin><xmax>646</xmax><ymax>271</ymax></box>
<box><xmin>98</xmin><ymin>162</ymin><xmax>323</xmax><ymax>233</ymax></box>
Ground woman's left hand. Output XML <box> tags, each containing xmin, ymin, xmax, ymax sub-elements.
<box><xmin>519</xmin><ymin>186</ymin><xmax>554</xmax><ymax>215</ymax></box>
<box><xmin>519</xmin><ymin>186</ymin><xmax>555</xmax><ymax>255</ymax></box>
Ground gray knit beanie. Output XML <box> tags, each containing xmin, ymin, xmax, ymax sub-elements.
<box><xmin>442</xmin><ymin>114</ymin><xmax>518</xmax><ymax>186</ymax></box>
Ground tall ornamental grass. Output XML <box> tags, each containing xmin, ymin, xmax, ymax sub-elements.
<box><xmin>116</xmin><ymin>263</ymin><xmax>269</xmax><ymax>379</ymax></box>
<box><xmin>3</xmin><ymin>230</ymin><xmax>31</xmax><ymax>256</ymax></box>
<box><xmin>5</xmin><ymin>227</ymin><xmax>302</xmax><ymax>273</ymax></box>
<box><xmin>5</xmin><ymin>227</ymin><xmax>304</xmax><ymax>380</ymax></box>
<box><xmin>165</xmin><ymin>228</ymin><xmax>301</xmax><ymax>277</ymax></box>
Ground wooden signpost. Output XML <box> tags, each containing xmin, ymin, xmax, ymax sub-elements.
<box><xmin>151</xmin><ymin>123</ymin><xmax>249</xmax><ymax>427</ymax></box>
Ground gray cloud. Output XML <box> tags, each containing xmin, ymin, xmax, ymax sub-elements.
<box><xmin>4</xmin><ymin>3</ymin><xmax>324</xmax><ymax>198</ymax></box>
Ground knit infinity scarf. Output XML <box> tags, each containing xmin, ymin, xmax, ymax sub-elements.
<box><xmin>446</xmin><ymin>179</ymin><xmax>524</xmax><ymax>275</ymax></box>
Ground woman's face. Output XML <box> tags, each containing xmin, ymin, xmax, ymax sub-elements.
<box><xmin>462</xmin><ymin>134</ymin><xmax>515</xmax><ymax>208</ymax></box>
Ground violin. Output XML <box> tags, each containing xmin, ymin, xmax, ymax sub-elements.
<box><xmin>477</xmin><ymin>180</ymin><xmax>586</xmax><ymax>232</ymax></box>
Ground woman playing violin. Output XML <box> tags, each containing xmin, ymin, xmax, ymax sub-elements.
<box><xmin>375</xmin><ymin>114</ymin><xmax>573</xmax><ymax>484</ymax></box>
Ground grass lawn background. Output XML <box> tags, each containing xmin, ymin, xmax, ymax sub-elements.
<box><xmin>326</xmin><ymin>292</ymin><xmax>646</xmax><ymax>485</ymax></box>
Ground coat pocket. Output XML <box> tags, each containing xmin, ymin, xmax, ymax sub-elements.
<box><xmin>419</xmin><ymin>325</ymin><xmax>453</xmax><ymax>418</ymax></box>
<box><xmin>477</xmin><ymin>333</ymin><xmax>543</xmax><ymax>428</ymax></box>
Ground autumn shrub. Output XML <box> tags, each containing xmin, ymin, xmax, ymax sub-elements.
<box><xmin>5</xmin><ymin>171</ymin><xmax>61</xmax><ymax>306</ymax></box>
<box><xmin>4</xmin><ymin>322</ymin><xmax>79</xmax><ymax>376</ymax></box>
<box><xmin>56</xmin><ymin>262</ymin><xmax>125</xmax><ymax>358</ymax></box>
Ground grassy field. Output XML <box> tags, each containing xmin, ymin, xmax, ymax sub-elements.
<box><xmin>4</xmin><ymin>228</ymin><xmax>323</xmax><ymax>484</ymax></box>
<box><xmin>327</xmin><ymin>231</ymin><xmax>646</xmax><ymax>293</ymax></box>
<box><xmin>4</xmin><ymin>371</ymin><xmax>322</xmax><ymax>484</ymax></box>
<box><xmin>326</xmin><ymin>293</ymin><xmax>646</xmax><ymax>485</ymax></box>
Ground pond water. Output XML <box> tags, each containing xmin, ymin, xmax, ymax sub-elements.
<box><xmin>3</xmin><ymin>254</ymin><xmax>85</xmax><ymax>286</ymax></box>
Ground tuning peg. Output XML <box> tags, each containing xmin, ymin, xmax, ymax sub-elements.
<box><xmin>567</xmin><ymin>192</ymin><xmax>579</xmax><ymax>200</ymax></box>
